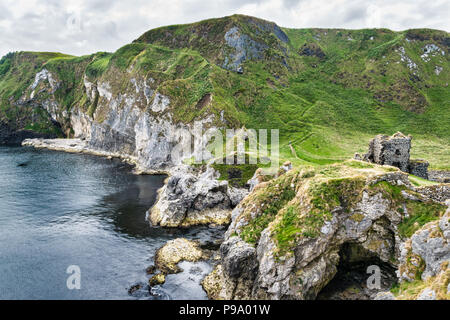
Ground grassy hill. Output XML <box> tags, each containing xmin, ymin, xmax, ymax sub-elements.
<box><xmin>0</xmin><ymin>14</ymin><xmax>449</xmax><ymax>169</ymax></box>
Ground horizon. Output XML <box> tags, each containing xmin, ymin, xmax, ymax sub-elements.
<box><xmin>0</xmin><ymin>0</ymin><xmax>448</xmax><ymax>58</ymax></box>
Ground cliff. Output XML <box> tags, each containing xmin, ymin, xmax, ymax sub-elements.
<box><xmin>0</xmin><ymin>15</ymin><xmax>449</xmax><ymax>169</ymax></box>
<box><xmin>202</xmin><ymin>160</ymin><xmax>449</xmax><ymax>300</ymax></box>
<box><xmin>1</xmin><ymin>15</ymin><xmax>449</xmax><ymax>299</ymax></box>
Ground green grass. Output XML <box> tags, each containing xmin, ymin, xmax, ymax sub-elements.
<box><xmin>240</xmin><ymin>183</ymin><xmax>296</xmax><ymax>244</ymax></box>
<box><xmin>398</xmin><ymin>201</ymin><xmax>446</xmax><ymax>237</ymax></box>
<box><xmin>370</xmin><ymin>180</ymin><xmax>406</xmax><ymax>202</ymax></box>
<box><xmin>85</xmin><ymin>52</ymin><xmax>112</xmax><ymax>78</ymax></box>
<box><xmin>408</xmin><ymin>174</ymin><xmax>439</xmax><ymax>187</ymax></box>
<box><xmin>110</xmin><ymin>43</ymin><xmax>147</xmax><ymax>70</ymax></box>
<box><xmin>0</xmin><ymin>15</ymin><xmax>449</xmax><ymax>169</ymax></box>
<box><xmin>212</xmin><ymin>162</ymin><xmax>258</xmax><ymax>188</ymax></box>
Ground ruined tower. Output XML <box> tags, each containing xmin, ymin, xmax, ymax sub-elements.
<box><xmin>356</xmin><ymin>132</ymin><xmax>429</xmax><ymax>179</ymax></box>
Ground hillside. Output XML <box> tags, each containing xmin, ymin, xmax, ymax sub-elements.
<box><xmin>0</xmin><ymin>14</ymin><xmax>449</xmax><ymax>168</ymax></box>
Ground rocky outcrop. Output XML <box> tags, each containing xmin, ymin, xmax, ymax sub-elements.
<box><xmin>202</xmin><ymin>161</ymin><xmax>449</xmax><ymax>300</ymax></box>
<box><xmin>155</xmin><ymin>238</ymin><xmax>209</xmax><ymax>274</ymax></box>
<box><xmin>397</xmin><ymin>208</ymin><xmax>449</xmax><ymax>281</ymax></box>
<box><xmin>222</xmin><ymin>27</ymin><xmax>267</xmax><ymax>74</ymax></box>
<box><xmin>299</xmin><ymin>43</ymin><xmax>326</xmax><ymax>59</ymax></box>
<box><xmin>71</xmin><ymin>76</ymin><xmax>218</xmax><ymax>173</ymax></box>
<box><xmin>149</xmin><ymin>165</ymin><xmax>248</xmax><ymax>227</ymax></box>
<box><xmin>385</xmin><ymin>206</ymin><xmax>450</xmax><ymax>300</ymax></box>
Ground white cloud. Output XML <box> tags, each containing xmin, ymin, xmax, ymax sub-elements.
<box><xmin>0</xmin><ymin>0</ymin><xmax>448</xmax><ymax>58</ymax></box>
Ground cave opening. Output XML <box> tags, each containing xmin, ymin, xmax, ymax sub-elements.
<box><xmin>316</xmin><ymin>242</ymin><xmax>398</xmax><ymax>300</ymax></box>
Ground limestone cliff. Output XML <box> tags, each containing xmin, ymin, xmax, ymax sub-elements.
<box><xmin>202</xmin><ymin>160</ymin><xmax>449</xmax><ymax>300</ymax></box>
<box><xmin>1</xmin><ymin>15</ymin><xmax>449</xmax><ymax>169</ymax></box>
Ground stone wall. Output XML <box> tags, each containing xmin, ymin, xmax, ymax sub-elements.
<box><xmin>358</xmin><ymin>132</ymin><xmax>430</xmax><ymax>179</ymax></box>
<box><xmin>409</xmin><ymin>160</ymin><xmax>429</xmax><ymax>180</ymax></box>
<box><xmin>363</xmin><ymin>132</ymin><xmax>411</xmax><ymax>171</ymax></box>
<box><xmin>429</xmin><ymin>170</ymin><xmax>450</xmax><ymax>183</ymax></box>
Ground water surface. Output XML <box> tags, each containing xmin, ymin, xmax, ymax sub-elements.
<box><xmin>0</xmin><ymin>146</ymin><xmax>222</xmax><ymax>300</ymax></box>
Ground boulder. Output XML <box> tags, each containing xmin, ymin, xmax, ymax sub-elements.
<box><xmin>149</xmin><ymin>273</ymin><xmax>166</xmax><ymax>286</ymax></box>
<box><xmin>150</xmin><ymin>165</ymin><xmax>248</xmax><ymax>227</ymax></box>
<box><xmin>155</xmin><ymin>238</ymin><xmax>208</xmax><ymax>274</ymax></box>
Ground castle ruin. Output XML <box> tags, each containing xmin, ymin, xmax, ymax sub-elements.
<box><xmin>355</xmin><ymin>132</ymin><xmax>429</xmax><ymax>179</ymax></box>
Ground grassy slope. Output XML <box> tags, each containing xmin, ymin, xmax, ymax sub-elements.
<box><xmin>0</xmin><ymin>52</ymin><xmax>77</xmax><ymax>136</ymax></box>
<box><xmin>236</xmin><ymin>160</ymin><xmax>446</xmax><ymax>254</ymax></box>
<box><xmin>0</xmin><ymin>15</ymin><xmax>449</xmax><ymax>168</ymax></box>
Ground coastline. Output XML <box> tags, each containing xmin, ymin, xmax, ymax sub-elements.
<box><xmin>21</xmin><ymin>137</ymin><xmax>243</xmax><ymax>228</ymax></box>
<box><xmin>16</xmin><ymin>139</ymin><xmax>226</xmax><ymax>299</ymax></box>
<box><xmin>21</xmin><ymin>138</ymin><xmax>170</xmax><ymax>175</ymax></box>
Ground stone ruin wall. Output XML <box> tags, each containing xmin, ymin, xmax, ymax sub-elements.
<box><xmin>357</xmin><ymin>132</ymin><xmax>429</xmax><ymax>179</ymax></box>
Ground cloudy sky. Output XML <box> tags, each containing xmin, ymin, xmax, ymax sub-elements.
<box><xmin>0</xmin><ymin>0</ymin><xmax>448</xmax><ymax>58</ymax></box>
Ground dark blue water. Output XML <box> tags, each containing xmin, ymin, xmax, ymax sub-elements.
<box><xmin>0</xmin><ymin>146</ymin><xmax>222</xmax><ymax>300</ymax></box>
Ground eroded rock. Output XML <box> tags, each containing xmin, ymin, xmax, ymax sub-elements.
<box><xmin>149</xmin><ymin>273</ymin><xmax>166</xmax><ymax>286</ymax></box>
<box><xmin>155</xmin><ymin>238</ymin><xmax>208</xmax><ymax>274</ymax></box>
<box><xmin>150</xmin><ymin>165</ymin><xmax>248</xmax><ymax>227</ymax></box>
<box><xmin>203</xmin><ymin>161</ymin><xmax>449</xmax><ymax>300</ymax></box>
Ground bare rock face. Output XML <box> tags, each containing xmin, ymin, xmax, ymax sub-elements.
<box><xmin>70</xmin><ymin>79</ymin><xmax>193</xmax><ymax>172</ymax></box>
<box><xmin>155</xmin><ymin>238</ymin><xmax>208</xmax><ymax>274</ymax></box>
<box><xmin>222</xmin><ymin>26</ymin><xmax>267</xmax><ymax>74</ymax></box>
<box><xmin>393</xmin><ymin>208</ymin><xmax>450</xmax><ymax>300</ymax></box>
<box><xmin>149</xmin><ymin>165</ymin><xmax>248</xmax><ymax>227</ymax></box>
<box><xmin>398</xmin><ymin>208</ymin><xmax>450</xmax><ymax>282</ymax></box>
<box><xmin>202</xmin><ymin>161</ymin><xmax>449</xmax><ymax>300</ymax></box>
<box><xmin>299</xmin><ymin>43</ymin><xmax>326</xmax><ymax>59</ymax></box>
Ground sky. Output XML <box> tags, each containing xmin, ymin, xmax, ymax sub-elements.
<box><xmin>0</xmin><ymin>0</ymin><xmax>448</xmax><ymax>58</ymax></box>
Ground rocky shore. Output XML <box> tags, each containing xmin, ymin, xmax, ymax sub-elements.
<box><xmin>22</xmin><ymin>138</ymin><xmax>165</xmax><ymax>175</ymax></box>
<box><xmin>22</xmin><ymin>137</ymin><xmax>250</xmax><ymax>228</ymax></box>
<box><xmin>201</xmin><ymin>161</ymin><xmax>450</xmax><ymax>300</ymax></box>
<box><xmin>22</xmin><ymin>136</ymin><xmax>450</xmax><ymax>300</ymax></box>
